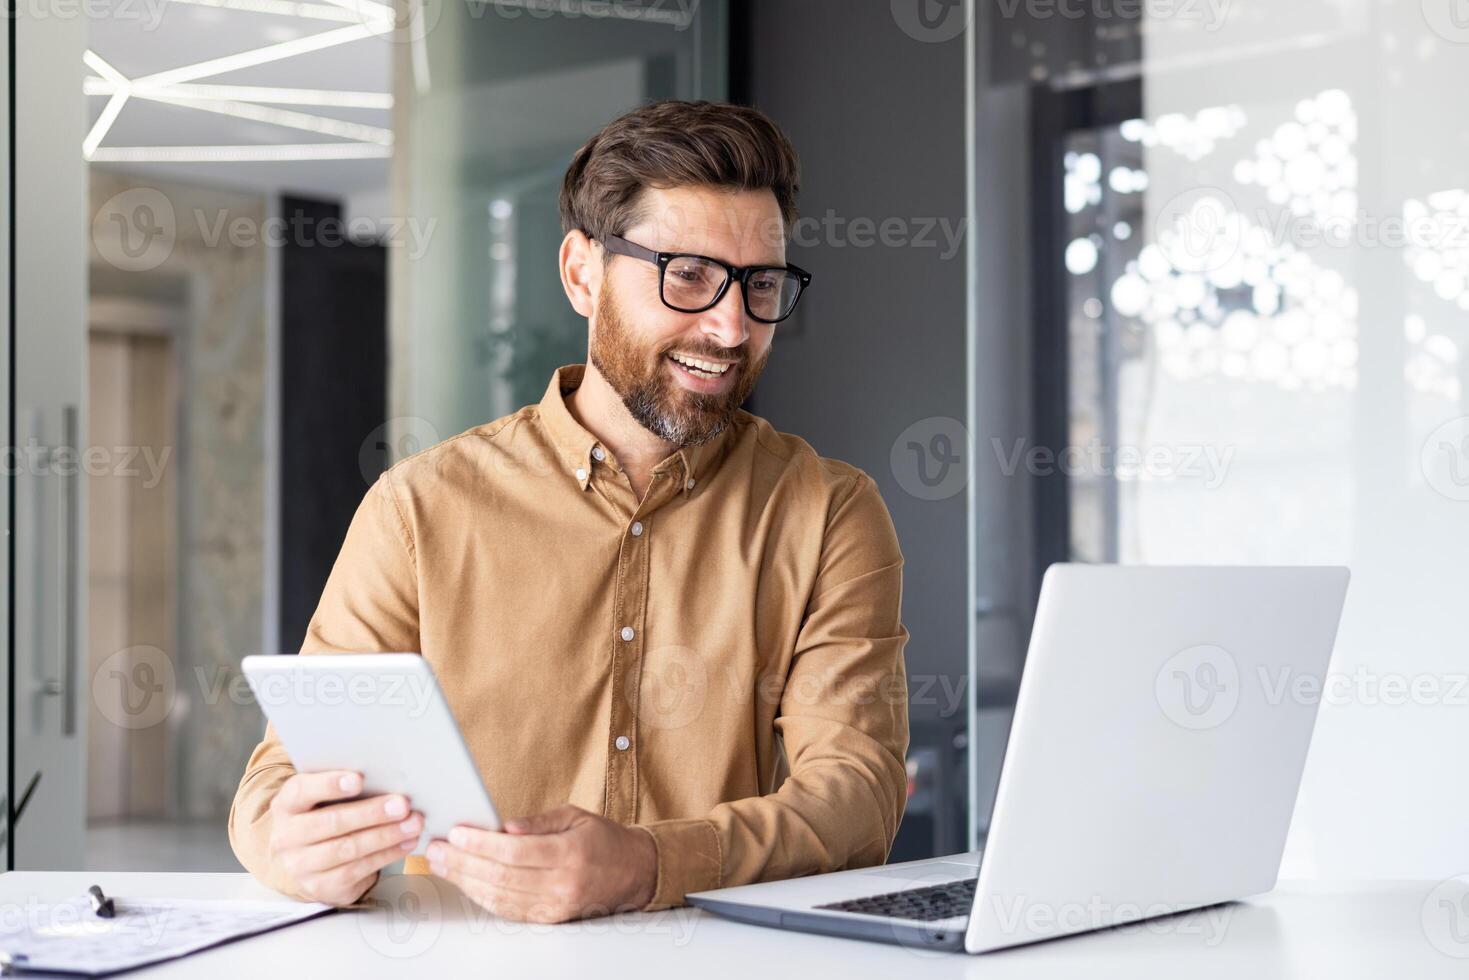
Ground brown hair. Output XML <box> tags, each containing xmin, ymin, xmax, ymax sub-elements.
<box><xmin>559</xmin><ymin>100</ymin><xmax>800</xmax><ymax>243</ymax></box>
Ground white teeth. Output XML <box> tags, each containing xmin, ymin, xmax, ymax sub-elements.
<box><xmin>669</xmin><ymin>352</ymin><xmax>730</xmax><ymax>376</ymax></box>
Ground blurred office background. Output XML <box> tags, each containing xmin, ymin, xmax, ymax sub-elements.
<box><xmin>0</xmin><ymin>0</ymin><xmax>1464</xmax><ymax>882</ymax></box>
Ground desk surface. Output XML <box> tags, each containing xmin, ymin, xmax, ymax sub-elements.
<box><xmin>0</xmin><ymin>871</ymin><xmax>1462</xmax><ymax>979</ymax></box>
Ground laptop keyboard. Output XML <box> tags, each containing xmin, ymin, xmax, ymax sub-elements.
<box><xmin>814</xmin><ymin>877</ymin><xmax>977</xmax><ymax>922</ymax></box>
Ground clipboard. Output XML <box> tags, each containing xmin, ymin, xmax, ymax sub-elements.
<box><xmin>0</xmin><ymin>893</ymin><xmax>334</xmax><ymax>976</ymax></box>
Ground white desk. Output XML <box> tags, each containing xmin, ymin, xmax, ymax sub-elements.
<box><xmin>0</xmin><ymin>872</ymin><xmax>1462</xmax><ymax>979</ymax></box>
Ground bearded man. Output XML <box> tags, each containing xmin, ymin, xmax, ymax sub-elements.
<box><xmin>229</xmin><ymin>100</ymin><xmax>910</xmax><ymax>923</ymax></box>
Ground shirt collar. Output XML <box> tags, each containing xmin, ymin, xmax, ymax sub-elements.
<box><xmin>538</xmin><ymin>364</ymin><xmax>728</xmax><ymax>494</ymax></box>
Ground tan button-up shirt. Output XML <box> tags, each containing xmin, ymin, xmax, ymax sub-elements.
<box><xmin>230</xmin><ymin>365</ymin><xmax>910</xmax><ymax>908</ymax></box>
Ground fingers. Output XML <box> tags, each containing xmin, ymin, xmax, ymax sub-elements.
<box><xmin>295</xmin><ymin>812</ymin><xmax>424</xmax><ymax>873</ymax></box>
<box><xmin>300</xmin><ymin>841</ymin><xmax>413</xmax><ymax>905</ymax></box>
<box><xmin>274</xmin><ymin>794</ymin><xmax>412</xmax><ymax>850</ymax></box>
<box><xmin>275</xmin><ymin>771</ymin><xmax>363</xmax><ymax>814</ymax></box>
<box><xmin>435</xmin><ymin>866</ymin><xmax>578</xmax><ymax>924</ymax></box>
<box><xmin>443</xmin><ymin>825</ymin><xmax>566</xmax><ymax>868</ymax></box>
<box><xmin>425</xmin><ymin>841</ymin><xmax>552</xmax><ymax>895</ymax></box>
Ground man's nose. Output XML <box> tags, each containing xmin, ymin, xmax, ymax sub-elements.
<box><xmin>698</xmin><ymin>280</ymin><xmax>750</xmax><ymax>349</ymax></box>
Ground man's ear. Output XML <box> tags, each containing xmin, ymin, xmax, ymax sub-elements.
<box><xmin>559</xmin><ymin>229</ymin><xmax>600</xmax><ymax>318</ymax></box>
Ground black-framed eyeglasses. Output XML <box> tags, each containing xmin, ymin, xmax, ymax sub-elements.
<box><xmin>599</xmin><ymin>234</ymin><xmax>812</xmax><ymax>324</ymax></box>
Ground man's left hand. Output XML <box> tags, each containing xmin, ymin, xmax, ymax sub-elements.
<box><xmin>426</xmin><ymin>804</ymin><xmax>658</xmax><ymax>922</ymax></box>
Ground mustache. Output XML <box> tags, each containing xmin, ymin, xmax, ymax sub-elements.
<box><xmin>657</xmin><ymin>342</ymin><xmax>748</xmax><ymax>365</ymax></box>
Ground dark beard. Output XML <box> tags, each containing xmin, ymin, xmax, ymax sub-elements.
<box><xmin>588</xmin><ymin>286</ymin><xmax>767</xmax><ymax>447</ymax></box>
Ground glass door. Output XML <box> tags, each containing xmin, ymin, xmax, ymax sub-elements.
<box><xmin>10</xmin><ymin>12</ymin><xmax>89</xmax><ymax>869</ymax></box>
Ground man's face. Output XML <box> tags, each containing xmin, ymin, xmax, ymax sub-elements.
<box><xmin>589</xmin><ymin>185</ymin><xmax>784</xmax><ymax>447</ymax></box>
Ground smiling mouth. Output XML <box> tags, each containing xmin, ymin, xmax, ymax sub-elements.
<box><xmin>666</xmin><ymin>350</ymin><xmax>736</xmax><ymax>380</ymax></box>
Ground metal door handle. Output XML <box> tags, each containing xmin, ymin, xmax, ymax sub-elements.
<box><xmin>59</xmin><ymin>404</ymin><xmax>79</xmax><ymax>736</ymax></box>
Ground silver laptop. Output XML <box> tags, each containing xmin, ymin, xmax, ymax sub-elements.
<box><xmin>688</xmin><ymin>564</ymin><xmax>1350</xmax><ymax>954</ymax></box>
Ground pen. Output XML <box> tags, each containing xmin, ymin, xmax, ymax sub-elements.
<box><xmin>88</xmin><ymin>885</ymin><xmax>115</xmax><ymax>919</ymax></box>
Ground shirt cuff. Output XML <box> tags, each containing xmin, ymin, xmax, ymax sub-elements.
<box><xmin>635</xmin><ymin>817</ymin><xmax>722</xmax><ymax>910</ymax></box>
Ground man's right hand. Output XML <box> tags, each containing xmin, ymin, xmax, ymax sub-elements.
<box><xmin>267</xmin><ymin>770</ymin><xmax>423</xmax><ymax>906</ymax></box>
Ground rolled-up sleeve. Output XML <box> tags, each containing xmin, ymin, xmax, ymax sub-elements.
<box><xmin>637</xmin><ymin>472</ymin><xmax>910</xmax><ymax>907</ymax></box>
<box><xmin>228</xmin><ymin>473</ymin><xmax>421</xmax><ymax>896</ymax></box>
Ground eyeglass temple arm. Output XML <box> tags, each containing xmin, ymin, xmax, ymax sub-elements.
<box><xmin>600</xmin><ymin>234</ymin><xmax>660</xmax><ymax>263</ymax></box>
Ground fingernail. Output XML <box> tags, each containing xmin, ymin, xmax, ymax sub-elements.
<box><xmin>426</xmin><ymin>842</ymin><xmax>444</xmax><ymax>862</ymax></box>
<box><xmin>339</xmin><ymin>774</ymin><xmax>360</xmax><ymax>793</ymax></box>
<box><xmin>400</xmin><ymin>839</ymin><xmax>417</xmax><ymax>852</ymax></box>
<box><xmin>399</xmin><ymin>816</ymin><xmax>421</xmax><ymax>834</ymax></box>
<box><xmin>384</xmin><ymin>796</ymin><xmax>408</xmax><ymax>818</ymax></box>
<box><xmin>448</xmin><ymin>827</ymin><xmax>467</xmax><ymax>847</ymax></box>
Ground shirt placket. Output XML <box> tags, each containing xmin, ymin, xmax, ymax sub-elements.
<box><xmin>603</xmin><ymin>458</ymin><xmax>687</xmax><ymax>825</ymax></box>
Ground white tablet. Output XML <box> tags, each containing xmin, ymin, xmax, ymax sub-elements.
<box><xmin>241</xmin><ymin>653</ymin><xmax>501</xmax><ymax>840</ymax></box>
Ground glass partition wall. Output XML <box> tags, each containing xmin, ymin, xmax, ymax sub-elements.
<box><xmin>5</xmin><ymin>2</ymin><xmax>727</xmax><ymax>870</ymax></box>
<box><xmin>1003</xmin><ymin>0</ymin><xmax>1469</xmax><ymax>877</ymax></box>
<box><xmin>1132</xmin><ymin>0</ymin><xmax>1465</xmax><ymax>880</ymax></box>
<box><xmin>389</xmin><ymin>3</ymin><xmax>727</xmax><ymax>445</ymax></box>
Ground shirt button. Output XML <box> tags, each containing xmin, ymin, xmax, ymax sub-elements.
<box><xmin>592</xmin><ymin>447</ymin><xmax>606</xmax><ymax>461</ymax></box>
<box><xmin>630</xmin><ymin>521</ymin><xmax>644</xmax><ymax>537</ymax></box>
<box><xmin>686</xmin><ymin>477</ymin><xmax>696</xmax><ymax>490</ymax></box>
<box><xmin>614</xmin><ymin>735</ymin><xmax>631</xmax><ymax>751</ymax></box>
<box><xmin>574</xmin><ymin>467</ymin><xmax>588</xmax><ymax>481</ymax></box>
<box><xmin>620</xmin><ymin>626</ymin><xmax>635</xmax><ymax>641</ymax></box>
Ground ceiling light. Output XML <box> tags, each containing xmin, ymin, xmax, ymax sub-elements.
<box><xmin>136</xmin><ymin>91</ymin><xmax>393</xmax><ymax>144</ymax></box>
<box><xmin>86</xmin><ymin>77</ymin><xmax>392</xmax><ymax>109</ymax></box>
<box><xmin>87</xmin><ymin>143</ymin><xmax>391</xmax><ymax>163</ymax></box>
<box><xmin>82</xmin><ymin>52</ymin><xmax>131</xmax><ymax>157</ymax></box>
